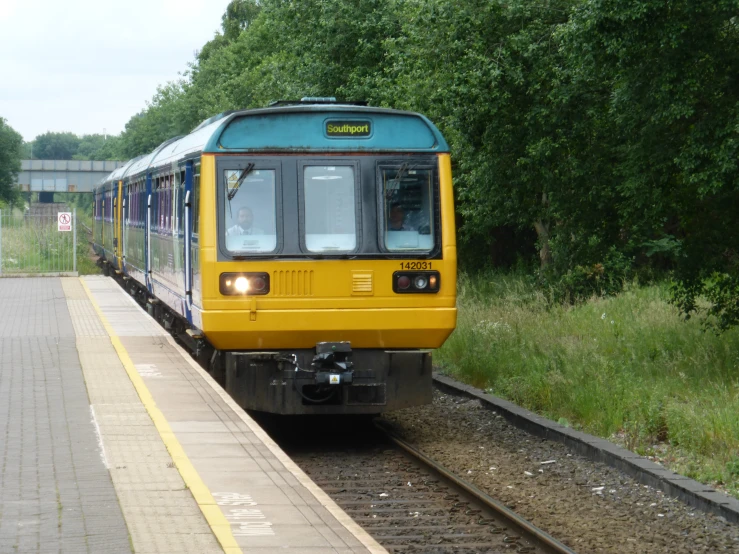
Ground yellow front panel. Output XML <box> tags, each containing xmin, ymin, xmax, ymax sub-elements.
<box><xmin>202</xmin><ymin>307</ymin><xmax>457</xmax><ymax>350</ymax></box>
<box><xmin>196</xmin><ymin>153</ymin><xmax>457</xmax><ymax>351</ymax></box>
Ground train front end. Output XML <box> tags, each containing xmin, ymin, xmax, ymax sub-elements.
<box><xmin>197</xmin><ymin>104</ymin><xmax>456</xmax><ymax>414</ymax></box>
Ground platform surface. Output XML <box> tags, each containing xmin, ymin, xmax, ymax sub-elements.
<box><xmin>0</xmin><ymin>278</ymin><xmax>131</xmax><ymax>553</ymax></box>
<box><xmin>0</xmin><ymin>276</ymin><xmax>385</xmax><ymax>554</ymax></box>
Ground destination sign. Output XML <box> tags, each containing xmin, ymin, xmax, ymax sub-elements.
<box><xmin>325</xmin><ymin>120</ymin><xmax>372</xmax><ymax>138</ymax></box>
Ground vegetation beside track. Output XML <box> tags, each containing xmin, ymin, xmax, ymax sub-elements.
<box><xmin>0</xmin><ymin>204</ymin><xmax>100</xmax><ymax>275</ymax></box>
<box><xmin>437</xmin><ymin>272</ymin><xmax>739</xmax><ymax>499</ymax></box>
<box><xmin>75</xmin><ymin>211</ymin><xmax>101</xmax><ymax>276</ymax></box>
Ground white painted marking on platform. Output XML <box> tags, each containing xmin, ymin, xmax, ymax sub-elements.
<box><xmin>135</xmin><ymin>364</ymin><xmax>162</xmax><ymax>377</ymax></box>
<box><xmin>90</xmin><ymin>405</ymin><xmax>109</xmax><ymax>469</ymax></box>
<box><xmin>213</xmin><ymin>492</ymin><xmax>275</xmax><ymax>537</ymax></box>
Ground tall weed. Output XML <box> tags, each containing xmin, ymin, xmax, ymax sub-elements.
<box><xmin>437</xmin><ymin>272</ymin><xmax>739</xmax><ymax>496</ymax></box>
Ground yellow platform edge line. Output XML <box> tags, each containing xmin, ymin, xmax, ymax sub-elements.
<box><xmin>78</xmin><ymin>277</ymin><xmax>241</xmax><ymax>553</ymax></box>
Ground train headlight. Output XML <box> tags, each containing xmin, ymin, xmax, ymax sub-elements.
<box><xmin>234</xmin><ymin>277</ymin><xmax>249</xmax><ymax>293</ymax></box>
<box><xmin>220</xmin><ymin>272</ymin><xmax>270</xmax><ymax>296</ymax></box>
<box><xmin>393</xmin><ymin>271</ymin><xmax>440</xmax><ymax>294</ymax></box>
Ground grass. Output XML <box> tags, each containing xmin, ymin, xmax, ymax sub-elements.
<box><xmin>0</xmin><ymin>209</ymin><xmax>100</xmax><ymax>275</ymax></box>
<box><xmin>436</xmin><ymin>272</ymin><xmax>739</xmax><ymax>498</ymax></box>
<box><xmin>75</xmin><ymin>212</ymin><xmax>101</xmax><ymax>275</ymax></box>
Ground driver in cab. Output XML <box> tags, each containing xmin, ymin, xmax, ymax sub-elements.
<box><xmin>227</xmin><ymin>206</ymin><xmax>264</xmax><ymax>236</ymax></box>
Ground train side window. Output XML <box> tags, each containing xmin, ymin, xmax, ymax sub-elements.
<box><xmin>301</xmin><ymin>165</ymin><xmax>357</xmax><ymax>253</ymax></box>
<box><xmin>160</xmin><ymin>176</ymin><xmax>164</xmax><ymax>231</ymax></box>
<box><xmin>140</xmin><ymin>181</ymin><xmax>144</xmax><ymax>227</ymax></box>
<box><xmin>134</xmin><ymin>182</ymin><xmax>139</xmax><ymax>226</ymax></box>
<box><xmin>177</xmin><ymin>170</ymin><xmax>185</xmax><ymax>236</ymax></box>
<box><xmin>151</xmin><ymin>179</ymin><xmax>156</xmax><ymax>231</ymax></box>
<box><xmin>163</xmin><ymin>176</ymin><xmax>169</xmax><ymax>232</ymax></box>
<box><xmin>162</xmin><ymin>177</ymin><xmax>166</xmax><ymax>230</ymax></box>
<box><xmin>168</xmin><ymin>173</ymin><xmax>174</xmax><ymax>233</ymax></box>
<box><xmin>155</xmin><ymin>176</ymin><xmax>162</xmax><ymax>231</ymax></box>
<box><xmin>192</xmin><ymin>164</ymin><xmax>200</xmax><ymax>235</ymax></box>
<box><xmin>166</xmin><ymin>174</ymin><xmax>172</xmax><ymax>233</ymax></box>
<box><xmin>164</xmin><ymin>176</ymin><xmax>169</xmax><ymax>232</ymax></box>
<box><xmin>132</xmin><ymin>183</ymin><xmax>136</xmax><ymax>226</ymax></box>
<box><xmin>140</xmin><ymin>181</ymin><xmax>145</xmax><ymax>228</ymax></box>
<box><xmin>151</xmin><ymin>178</ymin><xmax>156</xmax><ymax>231</ymax></box>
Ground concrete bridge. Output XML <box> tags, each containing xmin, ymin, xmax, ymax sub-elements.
<box><xmin>15</xmin><ymin>159</ymin><xmax>126</xmax><ymax>195</ymax></box>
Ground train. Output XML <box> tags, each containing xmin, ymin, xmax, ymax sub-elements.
<box><xmin>92</xmin><ymin>98</ymin><xmax>457</xmax><ymax>415</ymax></box>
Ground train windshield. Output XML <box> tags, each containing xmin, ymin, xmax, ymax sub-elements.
<box><xmin>223</xmin><ymin>168</ymin><xmax>277</xmax><ymax>253</ymax></box>
<box><xmin>302</xmin><ymin>165</ymin><xmax>357</xmax><ymax>253</ymax></box>
<box><xmin>380</xmin><ymin>165</ymin><xmax>435</xmax><ymax>252</ymax></box>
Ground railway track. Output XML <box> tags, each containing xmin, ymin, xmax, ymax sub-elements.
<box><xmin>265</xmin><ymin>416</ymin><xmax>576</xmax><ymax>553</ymax></box>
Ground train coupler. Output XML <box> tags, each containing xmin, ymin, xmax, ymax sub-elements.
<box><xmin>310</xmin><ymin>342</ymin><xmax>354</xmax><ymax>385</ymax></box>
<box><xmin>311</xmin><ymin>341</ymin><xmax>353</xmax><ymax>370</ymax></box>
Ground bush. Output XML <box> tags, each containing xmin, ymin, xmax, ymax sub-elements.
<box><xmin>541</xmin><ymin>242</ymin><xmax>634</xmax><ymax>303</ymax></box>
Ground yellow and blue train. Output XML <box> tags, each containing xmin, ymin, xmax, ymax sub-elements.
<box><xmin>93</xmin><ymin>99</ymin><xmax>457</xmax><ymax>415</ymax></box>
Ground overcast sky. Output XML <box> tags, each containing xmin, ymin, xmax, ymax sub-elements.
<box><xmin>0</xmin><ymin>0</ymin><xmax>230</xmax><ymax>142</ymax></box>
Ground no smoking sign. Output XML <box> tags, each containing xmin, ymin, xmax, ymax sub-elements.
<box><xmin>58</xmin><ymin>212</ymin><xmax>72</xmax><ymax>232</ymax></box>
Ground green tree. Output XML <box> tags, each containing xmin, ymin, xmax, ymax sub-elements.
<box><xmin>221</xmin><ymin>0</ymin><xmax>261</xmax><ymax>41</ymax></box>
<box><xmin>0</xmin><ymin>118</ymin><xmax>23</xmax><ymax>205</ymax></box>
<box><xmin>74</xmin><ymin>134</ymin><xmax>125</xmax><ymax>161</ymax></box>
<box><xmin>118</xmin><ymin>82</ymin><xmax>193</xmax><ymax>158</ymax></box>
<box><xmin>560</xmin><ymin>0</ymin><xmax>739</xmax><ymax>325</ymax></box>
<box><xmin>32</xmin><ymin>131</ymin><xmax>81</xmax><ymax>160</ymax></box>
<box><xmin>374</xmin><ymin>0</ymin><xmax>608</xmax><ymax>273</ymax></box>
<box><xmin>74</xmin><ymin>134</ymin><xmax>106</xmax><ymax>160</ymax></box>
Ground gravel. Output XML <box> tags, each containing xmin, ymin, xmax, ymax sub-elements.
<box><xmin>380</xmin><ymin>389</ymin><xmax>739</xmax><ymax>553</ymax></box>
<box><xmin>290</xmin><ymin>438</ymin><xmax>548</xmax><ymax>553</ymax></box>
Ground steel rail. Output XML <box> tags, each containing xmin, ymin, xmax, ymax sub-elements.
<box><xmin>376</xmin><ymin>421</ymin><xmax>578</xmax><ymax>554</ymax></box>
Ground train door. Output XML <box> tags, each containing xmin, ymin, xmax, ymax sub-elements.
<box><xmin>101</xmin><ymin>192</ymin><xmax>105</xmax><ymax>254</ymax></box>
<box><xmin>113</xmin><ymin>180</ymin><xmax>122</xmax><ymax>269</ymax></box>
<box><xmin>183</xmin><ymin>161</ymin><xmax>193</xmax><ymax>320</ymax></box>
<box><xmin>121</xmin><ymin>181</ymin><xmax>127</xmax><ymax>271</ymax></box>
<box><xmin>145</xmin><ymin>173</ymin><xmax>153</xmax><ymax>293</ymax></box>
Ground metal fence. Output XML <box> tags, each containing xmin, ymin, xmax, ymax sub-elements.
<box><xmin>0</xmin><ymin>209</ymin><xmax>77</xmax><ymax>275</ymax></box>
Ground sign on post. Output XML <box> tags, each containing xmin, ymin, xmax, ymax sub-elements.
<box><xmin>58</xmin><ymin>212</ymin><xmax>72</xmax><ymax>232</ymax></box>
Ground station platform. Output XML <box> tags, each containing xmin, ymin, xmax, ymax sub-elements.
<box><xmin>0</xmin><ymin>276</ymin><xmax>385</xmax><ymax>554</ymax></box>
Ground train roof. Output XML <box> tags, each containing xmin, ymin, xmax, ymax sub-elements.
<box><xmin>97</xmin><ymin>104</ymin><xmax>449</xmax><ymax>187</ymax></box>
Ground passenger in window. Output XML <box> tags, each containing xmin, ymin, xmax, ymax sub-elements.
<box><xmin>227</xmin><ymin>206</ymin><xmax>264</xmax><ymax>236</ymax></box>
<box><xmin>388</xmin><ymin>203</ymin><xmax>408</xmax><ymax>231</ymax></box>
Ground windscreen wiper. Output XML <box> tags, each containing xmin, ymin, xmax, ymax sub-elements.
<box><xmin>227</xmin><ymin>163</ymin><xmax>255</xmax><ymax>202</ymax></box>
